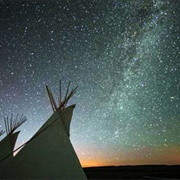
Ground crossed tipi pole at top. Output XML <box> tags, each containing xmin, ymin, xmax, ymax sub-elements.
<box><xmin>46</xmin><ymin>80</ymin><xmax>78</xmax><ymax>112</ymax></box>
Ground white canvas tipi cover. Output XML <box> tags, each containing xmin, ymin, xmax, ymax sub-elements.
<box><xmin>0</xmin><ymin>114</ymin><xmax>26</xmax><ymax>167</ymax></box>
<box><xmin>2</xmin><ymin>105</ymin><xmax>87</xmax><ymax>179</ymax></box>
<box><xmin>0</xmin><ymin>132</ymin><xmax>19</xmax><ymax>164</ymax></box>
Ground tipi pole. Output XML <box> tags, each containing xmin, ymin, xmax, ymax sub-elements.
<box><xmin>64</xmin><ymin>81</ymin><xmax>71</xmax><ymax>101</ymax></box>
<box><xmin>0</xmin><ymin>130</ymin><xmax>4</xmax><ymax>136</ymax></box>
<box><xmin>3</xmin><ymin>114</ymin><xmax>27</xmax><ymax>135</ymax></box>
<box><xmin>46</xmin><ymin>80</ymin><xmax>78</xmax><ymax>110</ymax></box>
<box><xmin>46</xmin><ymin>86</ymin><xmax>56</xmax><ymax>112</ymax></box>
<box><xmin>59</xmin><ymin>80</ymin><xmax>62</xmax><ymax>106</ymax></box>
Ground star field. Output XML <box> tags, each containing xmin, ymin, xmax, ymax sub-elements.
<box><xmin>0</xmin><ymin>0</ymin><xmax>180</xmax><ymax>167</ymax></box>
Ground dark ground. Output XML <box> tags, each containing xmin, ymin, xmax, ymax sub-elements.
<box><xmin>84</xmin><ymin>165</ymin><xmax>180</xmax><ymax>179</ymax></box>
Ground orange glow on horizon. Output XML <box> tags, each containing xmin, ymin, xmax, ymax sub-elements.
<box><xmin>78</xmin><ymin>145</ymin><xmax>180</xmax><ymax>168</ymax></box>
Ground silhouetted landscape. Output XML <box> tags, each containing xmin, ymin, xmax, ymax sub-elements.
<box><xmin>84</xmin><ymin>165</ymin><xmax>180</xmax><ymax>179</ymax></box>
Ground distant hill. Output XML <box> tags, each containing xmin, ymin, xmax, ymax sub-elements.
<box><xmin>84</xmin><ymin>165</ymin><xmax>180</xmax><ymax>179</ymax></box>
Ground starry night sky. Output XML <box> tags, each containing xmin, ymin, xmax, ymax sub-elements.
<box><xmin>0</xmin><ymin>0</ymin><xmax>180</xmax><ymax>167</ymax></box>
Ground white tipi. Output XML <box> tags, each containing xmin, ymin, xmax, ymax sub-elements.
<box><xmin>0</xmin><ymin>114</ymin><xmax>27</xmax><ymax>166</ymax></box>
<box><xmin>0</xmin><ymin>132</ymin><xmax>19</xmax><ymax>163</ymax></box>
<box><xmin>1</xmin><ymin>81</ymin><xmax>87</xmax><ymax>179</ymax></box>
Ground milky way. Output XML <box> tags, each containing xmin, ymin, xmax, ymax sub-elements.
<box><xmin>0</xmin><ymin>0</ymin><xmax>180</xmax><ymax>166</ymax></box>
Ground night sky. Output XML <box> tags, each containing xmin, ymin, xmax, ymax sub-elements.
<box><xmin>0</xmin><ymin>0</ymin><xmax>180</xmax><ymax>167</ymax></box>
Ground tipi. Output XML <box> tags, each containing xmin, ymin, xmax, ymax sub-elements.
<box><xmin>0</xmin><ymin>114</ymin><xmax>27</xmax><ymax>165</ymax></box>
<box><xmin>1</xmin><ymin>81</ymin><xmax>87</xmax><ymax>179</ymax></box>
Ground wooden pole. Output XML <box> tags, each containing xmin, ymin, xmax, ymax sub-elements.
<box><xmin>64</xmin><ymin>81</ymin><xmax>71</xmax><ymax>104</ymax></box>
<box><xmin>46</xmin><ymin>81</ymin><xmax>78</xmax><ymax>111</ymax></box>
<box><xmin>49</xmin><ymin>88</ymin><xmax>58</xmax><ymax>111</ymax></box>
<box><xmin>59</xmin><ymin>80</ymin><xmax>62</xmax><ymax>106</ymax></box>
<box><xmin>46</xmin><ymin>85</ymin><xmax>55</xmax><ymax>112</ymax></box>
<box><xmin>4</xmin><ymin>117</ymin><xmax>7</xmax><ymax>135</ymax></box>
